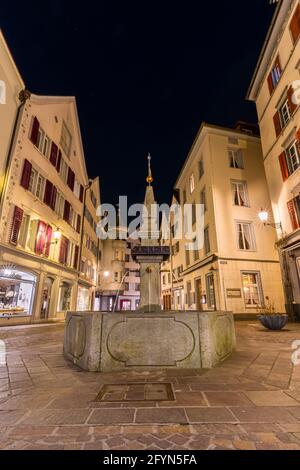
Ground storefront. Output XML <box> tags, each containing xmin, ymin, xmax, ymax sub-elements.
<box><xmin>57</xmin><ymin>281</ymin><xmax>73</xmax><ymax>314</ymax></box>
<box><xmin>0</xmin><ymin>266</ymin><xmax>36</xmax><ymax>317</ymax></box>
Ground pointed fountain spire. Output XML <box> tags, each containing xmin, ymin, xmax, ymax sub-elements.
<box><xmin>146</xmin><ymin>153</ymin><xmax>153</xmax><ymax>186</ymax></box>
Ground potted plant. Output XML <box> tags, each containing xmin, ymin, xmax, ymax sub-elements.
<box><xmin>257</xmin><ymin>297</ymin><xmax>288</xmax><ymax>331</ymax></box>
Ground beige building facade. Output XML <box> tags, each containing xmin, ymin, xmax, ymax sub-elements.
<box><xmin>248</xmin><ymin>0</ymin><xmax>300</xmax><ymax>320</ymax></box>
<box><xmin>162</xmin><ymin>123</ymin><xmax>285</xmax><ymax>316</ymax></box>
<box><xmin>0</xmin><ymin>30</ymin><xmax>25</xmax><ymax>200</ymax></box>
<box><xmin>0</xmin><ymin>92</ymin><xmax>91</xmax><ymax>325</ymax></box>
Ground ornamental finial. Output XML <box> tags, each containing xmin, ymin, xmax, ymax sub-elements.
<box><xmin>146</xmin><ymin>153</ymin><xmax>153</xmax><ymax>186</ymax></box>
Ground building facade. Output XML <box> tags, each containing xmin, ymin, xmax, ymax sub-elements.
<box><xmin>0</xmin><ymin>30</ymin><xmax>25</xmax><ymax>201</ymax></box>
<box><xmin>77</xmin><ymin>177</ymin><xmax>101</xmax><ymax>312</ymax></box>
<box><xmin>99</xmin><ymin>235</ymin><xmax>140</xmax><ymax>311</ymax></box>
<box><xmin>0</xmin><ymin>93</ymin><xmax>90</xmax><ymax>325</ymax></box>
<box><xmin>248</xmin><ymin>0</ymin><xmax>300</xmax><ymax>319</ymax></box>
<box><xmin>161</xmin><ymin>123</ymin><xmax>285</xmax><ymax>316</ymax></box>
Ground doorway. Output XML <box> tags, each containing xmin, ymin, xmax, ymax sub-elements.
<box><xmin>40</xmin><ymin>277</ymin><xmax>53</xmax><ymax>320</ymax></box>
<box><xmin>195</xmin><ymin>278</ymin><xmax>203</xmax><ymax>311</ymax></box>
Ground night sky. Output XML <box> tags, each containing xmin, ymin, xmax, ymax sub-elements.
<box><xmin>1</xmin><ymin>1</ymin><xmax>276</xmax><ymax>207</ymax></box>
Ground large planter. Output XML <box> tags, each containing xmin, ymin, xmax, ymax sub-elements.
<box><xmin>258</xmin><ymin>314</ymin><xmax>288</xmax><ymax>331</ymax></box>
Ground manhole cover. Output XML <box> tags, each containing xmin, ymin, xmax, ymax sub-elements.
<box><xmin>95</xmin><ymin>383</ymin><xmax>175</xmax><ymax>402</ymax></box>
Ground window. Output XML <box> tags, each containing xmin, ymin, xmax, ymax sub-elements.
<box><xmin>198</xmin><ymin>159</ymin><xmax>204</xmax><ymax>179</ymax></box>
<box><xmin>162</xmin><ymin>275</ymin><xmax>166</xmax><ymax>286</ymax></box>
<box><xmin>236</xmin><ymin>222</ymin><xmax>255</xmax><ymax>251</ymax></box>
<box><xmin>229</xmin><ymin>149</ymin><xmax>244</xmax><ymax>169</ymax></box>
<box><xmin>182</xmin><ymin>189</ymin><xmax>187</xmax><ymax>204</ymax></box>
<box><xmin>189</xmin><ymin>174</ymin><xmax>195</xmax><ymax>194</ymax></box>
<box><xmin>205</xmin><ymin>273</ymin><xmax>215</xmax><ymax>309</ymax></box>
<box><xmin>287</xmin><ymin>197</ymin><xmax>300</xmax><ymax>231</ymax></box>
<box><xmin>35</xmin><ymin>174</ymin><xmax>45</xmax><ymax>201</ymax></box>
<box><xmin>185</xmin><ymin>246</ymin><xmax>190</xmax><ymax>267</ymax></box>
<box><xmin>60</xmin><ymin>158</ymin><xmax>68</xmax><ymax>183</ymax></box>
<box><xmin>287</xmin><ymin>141</ymin><xmax>300</xmax><ymax>174</ymax></box>
<box><xmin>60</xmin><ymin>122</ymin><xmax>72</xmax><ymax>157</ymax></box>
<box><xmin>290</xmin><ymin>3</ymin><xmax>300</xmax><ymax>44</ymax></box>
<box><xmin>36</xmin><ymin>127</ymin><xmax>45</xmax><ymax>153</ymax></box>
<box><xmin>232</xmin><ymin>181</ymin><xmax>248</xmax><ymax>207</ymax></box>
<box><xmin>55</xmin><ymin>191</ymin><xmax>64</xmax><ymax>218</ymax></box>
<box><xmin>280</xmin><ymin>99</ymin><xmax>291</xmax><ymax>128</ymax></box>
<box><xmin>18</xmin><ymin>214</ymin><xmax>30</xmax><ymax>248</ymax></box>
<box><xmin>200</xmin><ymin>187</ymin><xmax>206</xmax><ymax>211</ymax></box>
<box><xmin>193</xmin><ymin>237</ymin><xmax>199</xmax><ymax>262</ymax></box>
<box><xmin>28</xmin><ymin>168</ymin><xmax>37</xmax><ymax>194</ymax></box>
<box><xmin>242</xmin><ymin>272</ymin><xmax>263</xmax><ymax>308</ymax></box>
<box><xmin>42</xmin><ymin>135</ymin><xmax>50</xmax><ymax>158</ymax></box>
<box><xmin>269</xmin><ymin>57</ymin><xmax>282</xmax><ymax>92</ymax></box>
<box><xmin>192</xmin><ymin>202</ymin><xmax>196</xmax><ymax>225</ymax></box>
<box><xmin>114</xmin><ymin>272</ymin><xmax>119</xmax><ymax>282</ymax></box>
<box><xmin>204</xmin><ymin>227</ymin><xmax>210</xmax><ymax>255</ymax></box>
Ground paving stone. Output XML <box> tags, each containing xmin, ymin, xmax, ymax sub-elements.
<box><xmin>230</xmin><ymin>407</ymin><xmax>298</xmax><ymax>423</ymax></box>
<box><xmin>185</xmin><ymin>407</ymin><xmax>236</xmax><ymax>423</ymax></box>
<box><xmin>20</xmin><ymin>409</ymin><xmax>90</xmax><ymax>425</ymax></box>
<box><xmin>88</xmin><ymin>409</ymin><xmax>135</xmax><ymax>425</ymax></box>
<box><xmin>135</xmin><ymin>408</ymin><xmax>188</xmax><ymax>424</ymax></box>
<box><xmin>245</xmin><ymin>391</ymin><xmax>300</xmax><ymax>407</ymax></box>
<box><xmin>204</xmin><ymin>392</ymin><xmax>253</xmax><ymax>406</ymax></box>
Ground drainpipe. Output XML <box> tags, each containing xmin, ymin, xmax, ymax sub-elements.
<box><xmin>0</xmin><ymin>89</ymin><xmax>31</xmax><ymax>213</ymax></box>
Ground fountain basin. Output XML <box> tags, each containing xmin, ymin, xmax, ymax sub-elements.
<box><xmin>63</xmin><ymin>310</ymin><xmax>236</xmax><ymax>371</ymax></box>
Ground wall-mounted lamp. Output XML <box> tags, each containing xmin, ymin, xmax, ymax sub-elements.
<box><xmin>258</xmin><ymin>209</ymin><xmax>282</xmax><ymax>231</ymax></box>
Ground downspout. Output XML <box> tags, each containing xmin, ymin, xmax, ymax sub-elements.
<box><xmin>0</xmin><ymin>89</ymin><xmax>31</xmax><ymax>212</ymax></box>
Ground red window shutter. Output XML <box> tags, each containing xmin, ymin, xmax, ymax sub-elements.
<box><xmin>50</xmin><ymin>186</ymin><xmax>57</xmax><ymax>211</ymax></box>
<box><xmin>35</xmin><ymin>221</ymin><xmax>47</xmax><ymax>255</ymax></box>
<box><xmin>287</xmin><ymin>199</ymin><xmax>300</xmax><ymax>231</ymax></box>
<box><xmin>279</xmin><ymin>152</ymin><xmax>289</xmax><ymax>181</ymax></box>
<box><xmin>44</xmin><ymin>225</ymin><xmax>53</xmax><ymax>258</ymax></box>
<box><xmin>290</xmin><ymin>4</ymin><xmax>300</xmax><ymax>44</ymax></box>
<box><xmin>273</xmin><ymin>111</ymin><xmax>282</xmax><ymax>137</ymax></box>
<box><xmin>20</xmin><ymin>159</ymin><xmax>32</xmax><ymax>190</ymax></box>
<box><xmin>30</xmin><ymin>117</ymin><xmax>40</xmax><ymax>145</ymax></box>
<box><xmin>73</xmin><ymin>245</ymin><xmax>79</xmax><ymax>270</ymax></box>
<box><xmin>76</xmin><ymin>214</ymin><xmax>81</xmax><ymax>233</ymax></box>
<box><xmin>63</xmin><ymin>200</ymin><xmax>71</xmax><ymax>223</ymax></box>
<box><xmin>59</xmin><ymin>236</ymin><xmax>69</xmax><ymax>264</ymax></box>
<box><xmin>67</xmin><ymin>168</ymin><xmax>75</xmax><ymax>191</ymax></box>
<box><xmin>49</xmin><ymin>142</ymin><xmax>58</xmax><ymax>167</ymax></box>
<box><xmin>44</xmin><ymin>180</ymin><xmax>53</xmax><ymax>207</ymax></box>
<box><xmin>56</xmin><ymin>150</ymin><xmax>62</xmax><ymax>173</ymax></box>
<box><xmin>79</xmin><ymin>184</ymin><xmax>84</xmax><ymax>202</ymax></box>
<box><xmin>267</xmin><ymin>73</ymin><xmax>274</xmax><ymax>95</ymax></box>
<box><xmin>287</xmin><ymin>85</ymin><xmax>298</xmax><ymax>114</ymax></box>
<box><xmin>10</xmin><ymin>206</ymin><xmax>23</xmax><ymax>245</ymax></box>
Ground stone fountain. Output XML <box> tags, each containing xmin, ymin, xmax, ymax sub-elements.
<box><xmin>63</xmin><ymin>157</ymin><xmax>236</xmax><ymax>372</ymax></box>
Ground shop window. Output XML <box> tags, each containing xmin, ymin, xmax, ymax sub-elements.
<box><xmin>58</xmin><ymin>282</ymin><xmax>72</xmax><ymax>312</ymax></box>
<box><xmin>0</xmin><ymin>267</ymin><xmax>36</xmax><ymax>316</ymax></box>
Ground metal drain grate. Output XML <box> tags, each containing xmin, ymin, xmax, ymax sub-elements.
<box><xmin>95</xmin><ymin>383</ymin><xmax>175</xmax><ymax>402</ymax></box>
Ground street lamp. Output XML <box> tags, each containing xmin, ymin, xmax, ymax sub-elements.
<box><xmin>258</xmin><ymin>209</ymin><xmax>282</xmax><ymax>231</ymax></box>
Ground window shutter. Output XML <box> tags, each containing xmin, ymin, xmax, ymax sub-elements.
<box><xmin>63</xmin><ymin>200</ymin><xmax>71</xmax><ymax>224</ymax></box>
<box><xmin>49</xmin><ymin>142</ymin><xmax>58</xmax><ymax>167</ymax></box>
<box><xmin>59</xmin><ymin>236</ymin><xmax>69</xmax><ymax>264</ymax></box>
<box><xmin>267</xmin><ymin>73</ymin><xmax>274</xmax><ymax>95</ymax></box>
<box><xmin>20</xmin><ymin>159</ymin><xmax>32</xmax><ymax>189</ymax></box>
<box><xmin>287</xmin><ymin>85</ymin><xmax>297</xmax><ymax>114</ymax></box>
<box><xmin>79</xmin><ymin>184</ymin><xmax>84</xmax><ymax>202</ymax></box>
<box><xmin>10</xmin><ymin>206</ymin><xmax>23</xmax><ymax>245</ymax></box>
<box><xmin>273</xmin><ymin>111</ymin><xmax>282</xmax><ymax>137</ymax></box>
<box><xmin>56</xmin><ymin>150</ymin><xmax>62</xmax><ymax>173</ymax></box>
<box><xmin>44</xmin><ymin>180</ymin><xmax>53</xmax><ymax>207</ymax></box>
<box><xmin>290</xmin><ymin>4</ymin><xmax>300</xmax><ymax>44</ymax></box>
<box><xmin>287</xmin><ymin>199</ymin><xmax>300</xmax><ymax>231</ymax></box>
<box><xmin>73</xmin><ymin>245</ymin><xmax>79</xmax><ymax>270</ymax></box>
<box><xmin>279</xmin><ymin>152</ymin><xmax>289</xmax><ymax>181</ymax></box>
<box><xmin>30</xmin><ymin>117</ymin><xmax>40</xmax><ymax>145</ymax></box>
<box><xmin>67</xmin><ymin>168</ymin><xmax>75</xmax><ymax>191</ymax></box>
<box><xmin>50</xmin><ymin>186</ymin><xmax>57</xmax><ymax>211</ymax></box>
<box><xmin>76</xmin><ymin>214</ymin><xmax>81</xmax><ymax>234</ymax></box>
<box><xmin>44</xmin><ymin>225</ymin><xmax>53</xmax><ymax>257</ymax></box>
<box><xmin>35</xmin><ymin>220</ymin><xmax>47</xmax><ymax>255</ymax></box>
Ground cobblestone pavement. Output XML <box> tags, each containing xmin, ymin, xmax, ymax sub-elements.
<box><xmin>1</xmin><ymin>321</ymin><xmax>300</xmax><ymax>450</ymax></box>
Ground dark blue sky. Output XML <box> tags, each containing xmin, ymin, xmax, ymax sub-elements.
<box><xmin>1</xmin><ymin>0</ymin><xmax>276</xmax><ymax>206</ymax></box>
